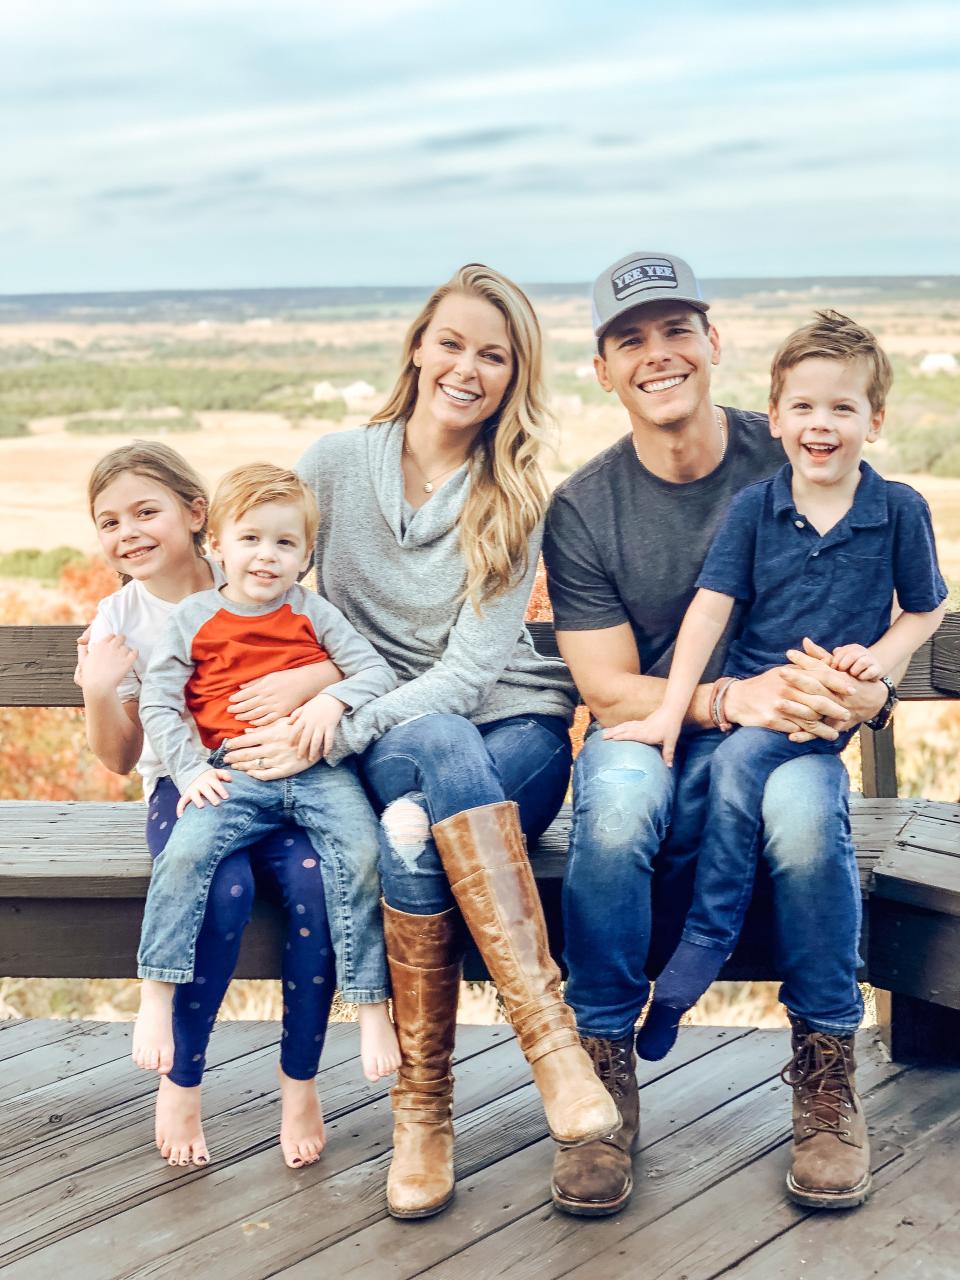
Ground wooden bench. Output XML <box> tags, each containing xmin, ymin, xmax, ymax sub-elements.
<box><xmin>2</xmin><ymin>619</ymin><xmax>959</xmax><ymax>1064</ymax></box>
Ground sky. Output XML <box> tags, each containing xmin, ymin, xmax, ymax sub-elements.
<box><xmin>2</xmin><ymin>0</ymin><xmax>958</xmax><ymax>293</ymax></box>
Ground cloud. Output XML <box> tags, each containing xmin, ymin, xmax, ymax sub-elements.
<box><xmin>421</xmin><ymin>126</ymin><xmax>552</xmax><ymax>152</ymax></box>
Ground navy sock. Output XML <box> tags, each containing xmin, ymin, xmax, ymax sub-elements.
<box><xmin>635</xmin><ymin>939</ymin><xmax>728</xmax><ymax>1061</ymax></box>
<box><xmin>635</xmin><ymin>1003</ymin><xmax>684</xmax><ymax>1060</ymax></box>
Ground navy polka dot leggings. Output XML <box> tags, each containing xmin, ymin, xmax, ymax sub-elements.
<box><xmin>146</xmin><ymin>776</ymin><xmax>336</xmax><ymax>1087</ymax></box>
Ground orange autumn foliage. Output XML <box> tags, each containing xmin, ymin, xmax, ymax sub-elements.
<box><xmin>0</xmin><ymin>556</ymin><xmax>140</xmax><ymax>802</ymax></box>
<box><xmin>525</xmin><ymin>557</ymin><xmax>589</xmax><ymax>757</ymax></box>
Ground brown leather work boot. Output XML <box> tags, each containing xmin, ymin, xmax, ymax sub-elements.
<box><xmin>384</xmin><ymin>903</ymin><xmax>463</xmax><ymax>1219</ymax></box>
<box><xmin>781</xmin><ymin>1017</ymin><xmax>871</xmax><ymax>1209</ymax></box>
<box><xmin>551</xmin><ymin>1034</ymin><xmax>640</xmax><ymax>1216</ymax></box>
<box><xmin>432</xmin><ymin>802</ymin><xmax>621</xmax><ymax>1146</ymax></box>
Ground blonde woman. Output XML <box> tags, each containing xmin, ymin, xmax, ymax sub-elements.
<box><xmin>225</xmin><ymin>265</ymin><xmax>620</xmax><ymax>1217</ymax></box>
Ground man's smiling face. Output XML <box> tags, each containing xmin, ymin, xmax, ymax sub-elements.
<box><xmin>594</xmin><ymin>301</ymin><xmax>720</xmax><ymax>432</ymax></box>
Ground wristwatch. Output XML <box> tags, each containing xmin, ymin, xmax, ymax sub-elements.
<box><xmin>865</xmin><ymin>675</ymin><xmax>898</xmax><ymax>733</ymax></box>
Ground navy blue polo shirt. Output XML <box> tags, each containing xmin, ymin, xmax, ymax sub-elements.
<box><xmin>697</xmin><ymin>461</ymin><xmax>947</xmax><ymax>679</ymax></box>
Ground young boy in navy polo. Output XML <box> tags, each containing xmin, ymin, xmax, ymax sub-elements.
<box><xmin>607</xmin><ymin>311</ymin><xmax>947</xmax><ymax>1103</ymax></box>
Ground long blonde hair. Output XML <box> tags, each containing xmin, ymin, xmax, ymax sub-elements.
<box><xmin>370</xmin><ymin>264</ymin><xmax>552</xmax><ymax>607</ymax></box>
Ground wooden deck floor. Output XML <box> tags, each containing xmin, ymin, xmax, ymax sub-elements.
<box><xmin>1</xmin><ymin>1018</ymin><xmax>958</xmax><ymax>1279</ymax></box>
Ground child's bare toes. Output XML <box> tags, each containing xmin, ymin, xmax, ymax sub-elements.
<box><xmin>155</xmin><ymin>1078</ymin><xmax>208</xmax><ymax>1168</ymax></box>
<box><xmin>277</xmin><ymin>1067</ymin><xmax>325</xmax><ymax>1169</ymax></box>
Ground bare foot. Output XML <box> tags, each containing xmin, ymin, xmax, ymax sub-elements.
<box><xmin>132</xmin><ymin>980</ymin><xmax>175</xmax><ymax>1074</ymax></box>
<box><xmin>155</xmin><ymin>1076</ymin><xmax>210</xmax><ymax>1167</ymax></box>
<box><xmin>358</xmin><ymin>1002</ymin><xmax>401</xmax><ymax>1082</ymax></box>
<box><xmin>278</xmin><ymin>1066</ymin><xmax>325</xmax><ymax>1168</ymax></box>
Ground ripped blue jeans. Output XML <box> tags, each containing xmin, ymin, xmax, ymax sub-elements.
<box><xmin>563</xmin><ymin>726</ymin><xmax>863</xmax><ymax>1040</ymax></box>
<box><xmin>360</xmin><ymin>711</ymin><xmax>572</xmax><ymax>914</ymax></box>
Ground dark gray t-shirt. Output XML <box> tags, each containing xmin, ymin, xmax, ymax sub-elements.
<box><xmin>543</xmin><ymin>408</ymin><xmax>784</xmax><ymax>682</ymax></box>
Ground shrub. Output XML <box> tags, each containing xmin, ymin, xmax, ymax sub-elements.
<box><xmin>0</xmin><ymin>546</ymin><xmax>85</xmax><ymax>581</ymax></box>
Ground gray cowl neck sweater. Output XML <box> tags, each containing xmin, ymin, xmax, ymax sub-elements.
<box><xmin>296</xmin><ymin>419</ymin><xmax>576</xmax><ymax>765</ymax></box>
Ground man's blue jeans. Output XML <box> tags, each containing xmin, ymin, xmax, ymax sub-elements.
<box><xmin>361</xmin><ymin>711</ymin><xmax>572</xmax><ymax>914</ymax></box>
<box><xmin>563</xmin><ymin>728</ymin><xmax>863</xmax><ymax>1041</ymax></box>
<box><xmin>138</xmin><ymin>761</ymin><xmax>388</xmax><ymax>1003</ymax></box>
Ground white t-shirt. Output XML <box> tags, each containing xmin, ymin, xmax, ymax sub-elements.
<box><xmin>88</xmin><ymin>560</ymin><xmax>223</xmax><ymax>799</ymax></box>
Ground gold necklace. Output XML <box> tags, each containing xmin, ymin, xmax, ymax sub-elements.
<box><xmin>631</xmin><ymin>406</ymin><xmax>727</xmax><ymax>468</ymax></box>
<box><xmin>403</xmin><ymin>441</ymin><xmax>466</xmax><ymax>494</ymax></box>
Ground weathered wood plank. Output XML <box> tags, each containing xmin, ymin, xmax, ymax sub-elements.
<box><xmin>406</xmin><ymin>1034</ymin><xmax>903</xmax><ymax>1280</ymax></box>
<box><xmin>3</xmin><ymin>617</ymin><xmax>960</xmax><ymax>709</ymax></box>
<box><xmin>559</xmin><ymin>1061</ymin><xmax>960</xmax><ymax>1280</ymax></box>
<box><xmin>875</xmin><ymin>989</ymin><xmax>960</xmax><ymax>1065</ymax></box>
<box><xmin>279</xmin><ymin>1029</ymin><xmax>783</xmax><ymax>1280</ymax></box>
<box><xmin>1</xmin><ymin>1028</ymin><xmax>531</xmax><ymax>1277</ymax></box>
<box><xmin>869</xmin><ymin>898</ymin><xmax>960</xmax><ymax>1015</ymax></box>
<box><xmin>897</xmin><ymin>811</ymin><xmax>960</xmax><ymax>859</ymax></box>
<box><xmin>932</xmin><ymin>613</ymin><xmax>960</xmax><ymax>693</ymax></box>
<box><xmin>0</xmin><ymin>1020</ymin><xmax>133</xmax><ymax>1104</ymax></box>
<box><xmin>0</xmin><ymin>625</ymin><xmax>84</xmax><ymax>707</ymax></box>
<box><xmin>0</xmin><ymin>1024</ymin><xmax>506</xmax><ymax>1219</ymax></box>
<box><xmin>872</xmin><ymin>846</ymin><xmax>960</xmax><ymax>917</ymax></box>
<box><xmin>154</xmin><ymin>1030</ymin><xmax>770</xmax><ymax>1280</ymax></box>
<box><xmin>0</xmin><ymin>1024</ymin><xmax>512</xmax><ymax>1264</ymax></box>
<box><xmin>716</xmin><ymin>1083</ymin><xmax>960</xmax><ymax>1280</ymax></box>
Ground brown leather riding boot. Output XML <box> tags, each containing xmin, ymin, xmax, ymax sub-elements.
<box><xmin>551</xmin><ymin>1034</ymin><xmax>640</xmax><ymax>1216</ymax></box>
<box><xmin>432</xmin><ymin>801</ymin><xmax>620</xmax><ymax>1145</ymax></box>
<box><xmin>782</xmin><ymin>1017</ymin><xmax>871</xmax><ymax>1209</ymax></box>
<box><xmin>384</xmin><ymin>903</ymin><xmax>462</xmax><ymax>1219</ymax></box>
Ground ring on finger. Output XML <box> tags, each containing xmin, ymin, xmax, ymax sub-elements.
<box><xmin>256</xmin><ymin>757</ymin><xmax>265</xmax><ymax>768</ymax></box>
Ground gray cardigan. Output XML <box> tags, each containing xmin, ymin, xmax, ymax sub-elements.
<box><xmin>297</xmin><ymin>420</ymin><xmax>576</xmax><ymax>765</ymax></box>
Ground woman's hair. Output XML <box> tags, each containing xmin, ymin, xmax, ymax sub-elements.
<box><xmin>370</xmin><ymin>263</ymin><xmax>552</xmax><ymax>607</ymax></box>
<box><xmin>87</xmin><ymin>441</ymin><xmax>209</xmax><ymax>563</ymax></box>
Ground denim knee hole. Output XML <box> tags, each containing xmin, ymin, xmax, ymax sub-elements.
<box><xmin>382</xmin><ymin>796</ymin><xmax>431</xmax><ymax>870</ymax></box>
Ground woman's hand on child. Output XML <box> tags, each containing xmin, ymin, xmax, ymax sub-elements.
<box><xmin>227</xmin><ymin>661</ymin><xmax>344</xmax><ymax>726</ymax></box>
<box><xmin>76</xmin><ymin>632</ymin><xmax>139</xmax><ymax>695</ymax></box>
<box><xmin>830</xmin><ymin>643</ymin><xmax>883</xmax><ymax>681</ymax></box>
<box><xmin>289</xmin><ymin>693</ymin><xmax>347</xmax><ymax>762</ymax></box>
<box><xmin>176</xmin><ymin>768</ymin><xmax>232</xmax><ymax>817</ymax></box>
<box><xmin>222</xmin><ymin>720</ymin><xmax>314</xmax><ymax>780</ymax></box>
<box><xmin>603</xmin><ymin>709</ymin><xmax>682</xmax><ymax>767</ymax></box>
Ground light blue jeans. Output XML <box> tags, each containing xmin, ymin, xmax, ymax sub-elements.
<box><xmin>563</xmin><ymin>728</ymin><xmax>863</xmax><ymax>1040</ymax></box>
<box><xmin>361</xmin><ymin>711</ymin><xmax>572</xmax><ymax>914</ymax></box>
<box><xmin>137</xmin><ymin>761</ymin><xmax>388</xmax><ymax>1003</ymax></box>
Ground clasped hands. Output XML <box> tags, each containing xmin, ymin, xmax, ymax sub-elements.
<box><xmin>604</xmin><ymin>637</ymin><xmax>887</xmax><ymax>766</ymax></box>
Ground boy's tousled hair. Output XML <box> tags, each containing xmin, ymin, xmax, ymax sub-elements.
<box><xmin>209</xmin><ymin>462</ymin><xmax>319</xmax><ymax>545</ymax></box>
<box><xmin>88</xmin><ymin>441</ymin><xmax>209</xmax><ymax>555</ymax></box>
<box><xmin>770</xmin><ymin>309</ymin><xmax>893</xmax><ymax>413</ymax></box>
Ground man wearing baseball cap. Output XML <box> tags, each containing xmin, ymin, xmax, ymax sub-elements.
<box><xmin>542</xmin><ymin>251</ymin><xmax>889</xmax><ymax>1217</ymax></box>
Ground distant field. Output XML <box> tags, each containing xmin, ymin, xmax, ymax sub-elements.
<box><xmin>1</xmin><ymin>282</ymin><xmax>960</xmax><ymax>570</ymax></box>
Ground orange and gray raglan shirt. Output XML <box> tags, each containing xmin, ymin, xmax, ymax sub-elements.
<box><xmin>139</xmin><ymin>583</ymin><xmax>396</xmax><ymax>793</ymax></box>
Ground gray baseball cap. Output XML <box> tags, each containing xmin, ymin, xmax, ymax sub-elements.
<box><xmin>592</xmin><ymin>251</ymin><xmax>709</xmax><ymax>338</ymax></box>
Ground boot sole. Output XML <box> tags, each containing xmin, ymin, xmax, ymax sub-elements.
<box><xmin>551</xmin><ymin>1176</ymin><xmax>633</xmax><ymax>1217</ymax></box>
<box><xmin>387</xmin><ymin>1187</ymin><xmax>455</xmax><ymax>1220</ymax></box>
<box><xmin>786</xmin><ymin>1170</ymin><xmax>872</xmax><ymax>1210</ymax></box>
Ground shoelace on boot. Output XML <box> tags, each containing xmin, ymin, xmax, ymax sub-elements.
<box><xmin>780</xmin><ymin>1030</ymin><xmax>856</xmax><ymax>1138</ymax></box>
<box><xmin>581</xmin><ymin>1036</ymin><xmax>633</xmax><ymax>1101</ymax></box>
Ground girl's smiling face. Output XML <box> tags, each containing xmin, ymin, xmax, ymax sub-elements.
<box><xmin>411</xmin><ymin>292</ymin><xmax>514</xmax><ymax>433</ymax></box>
<box><xmin>93</xmin><ymin>471</ymin><xmax>205</xmax><ymax>583</ymax></box>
